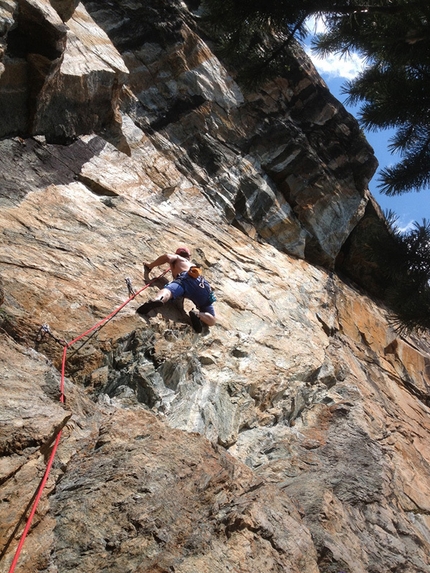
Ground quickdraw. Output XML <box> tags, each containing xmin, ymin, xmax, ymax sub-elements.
<box><xmin>35</xmin><ymin>323</ymin><xmax>68</xmax><ymax>347</ymax></box>
<box><xmin>125</xmin><ymin>277</ymin><xmax>136</xmax><ymax>297</ymax></box>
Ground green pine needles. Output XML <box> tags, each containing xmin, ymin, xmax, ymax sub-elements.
<box><xmin>200</xmin><ymin>0</ymin><xmax>430</xmax><ymax>197</ymax></box>
<box><xmin>199</xmin><ymin>0</ymin><xmax>430</xmax><ymax>332</ymax></box>
<box><xmin>370</xmin><ymin>215</ymin><xmax>430</xmax><ymax>333</ymax></box>
<box><xmin>199</xmin><ymin>0</ymin><xmax>309</xmax><ymax>87</ymax></box>
<box><xmin>314</xmin><ymin>0</ymin><xmax>430</xmax><ymax>196</ymax></box>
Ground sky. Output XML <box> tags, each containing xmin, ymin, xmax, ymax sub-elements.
<box><xmin>304</xmin><ymin>20</ymin><xmax>430</xmax><ymax>232</ymax></box>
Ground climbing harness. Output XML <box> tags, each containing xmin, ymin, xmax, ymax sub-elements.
<box><xmin>173</xmin><ymin>269</ymin><xmax>216</xmax><ymax>307</ymax></box>
<box><xmin>6</xmin><ymin>268</ymin><xmax>170</xmax><ymax>573</ymax></box>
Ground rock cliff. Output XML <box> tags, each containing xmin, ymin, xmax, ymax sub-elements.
<box><xmin>1</xmin><ymin>1</ymin><xmax>430</xmax><ymax>572</ymax></box>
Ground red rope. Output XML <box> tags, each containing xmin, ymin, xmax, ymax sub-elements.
<box><xmin>67</xmin><ymin>268</ymin><xmax>170</xmax><ymax>346</ymax></box>
<box><xmin>7</xmin><ymin>269</ymin><xmax>170</xmax><ymax>573</ymax></box>
<box><xmin>7</xmin><ymin>431</ymin><xmax>63</xmax><ymax>573</ymax></box>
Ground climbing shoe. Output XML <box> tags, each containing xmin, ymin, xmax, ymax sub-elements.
<box><xmin>189</xmin><ymin>310</ymin><xmax>203</xmax><ymax>333</ymax></box>
<box><xmin>136</xmin><ymin>299</ymin><xmax>163</xmax><ymax>315</ymax></box>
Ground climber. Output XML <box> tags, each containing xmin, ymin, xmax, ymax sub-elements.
<box><xmin>136</xmin><ymin>246</ymin><xmax>217</xmax><ymax>333</ymax></box>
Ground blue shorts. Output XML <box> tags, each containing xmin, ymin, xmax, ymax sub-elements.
<box><xmin>165</xmin><ymin>273</ymin><xmax>216</xmax><ymax>316</ymax></box>
<box><xmin>198</xmin><ymin>303</ymin><xmax>215</xmax><ymax>316</ymax></box>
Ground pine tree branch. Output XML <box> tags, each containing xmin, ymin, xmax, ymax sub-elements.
<box><xmin>252</xmin><ymin>15</ymin><xmax>307</xmax><ymax>72</ymax></box>
<box><xmin>324</xmin><ymin>5</ymin><xmax>402</xmax><ymax>16</ymax></box>
<box><xmin>312</xmin><ymin>2</ymin><xmax>423</xmax><ymax>17</ymax></box>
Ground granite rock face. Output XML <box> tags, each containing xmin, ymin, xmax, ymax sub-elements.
<box><xmin>1</xmin><ymin>1</ymin><xmax>430</xmax><ymax>573</ymax></box>
<box><xmin>0</xmin><ymin>0</ymin><xmax>378</xmax><ymax>266</ymax></box>
<box><xmin>0</xmin><ymin>0</ymin><xmax>128</xmax><ymax>147</ymax></box>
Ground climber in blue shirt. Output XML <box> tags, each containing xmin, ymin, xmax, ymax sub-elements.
<box><xmin>136</xmin><ymin>246</ymin><xmax>217</xmax><ymax>333</ymax></box>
